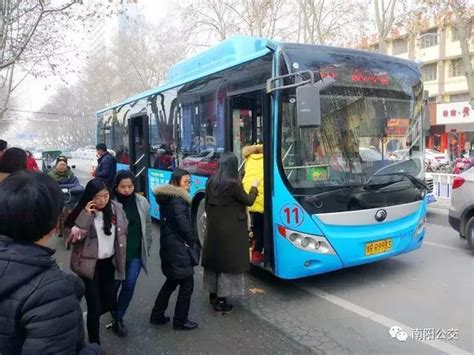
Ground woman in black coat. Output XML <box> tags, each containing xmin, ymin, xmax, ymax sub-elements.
<box><xmin>202</xmin><ymin>152</ymin><xmax>260</xmax><ymax>314</ymax></box>
<box><xmin>150</xmin><ymin>168</ymin><xmax>199</xmax><ymax>330</ymax></box>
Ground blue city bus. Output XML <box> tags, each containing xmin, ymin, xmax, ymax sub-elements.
<box><xmin>96</xmin><ymin>36</ymin><xmax>428</xmax><ymax>279</ymax></box>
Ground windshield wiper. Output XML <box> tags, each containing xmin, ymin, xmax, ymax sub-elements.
<box><xmin>365</xmin><ymin>172</ymin><xmax>428</xmax><ymax>191</ymax></box>
<box><xmin>304</xmin><ymin>184</ymin><xmax>362</xmax><ymax>203</ymax></box>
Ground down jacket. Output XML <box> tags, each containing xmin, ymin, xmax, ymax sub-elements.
<box><xmin>242</xmin><ymin>145</ymin><xmax>264</xmax><ymax>213</ymax></box>
<box><xmin>154</xmin><ymin>184</ymin><xmax>198</xmax><ymax>280</ymax></box>
<box><xmin>0</xmin><ymin>235</ymin><xmax>85</xmax><ymax>354</ymax></box>
<box><xmin>95</xmin><ymin>152</ymin><xmax>117</xmax><ymax>188</ymax></box>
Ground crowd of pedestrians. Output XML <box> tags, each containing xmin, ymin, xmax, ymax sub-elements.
<box><xmin>0</xmin><ymin>140</ymin><xmax>263</xmax><ymax>354</ymax></box>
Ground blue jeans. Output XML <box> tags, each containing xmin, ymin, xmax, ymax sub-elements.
<box><xmin>113</xmin><ymin>257</ymin><xmax>142</xmax><ymax>320</ymax></box>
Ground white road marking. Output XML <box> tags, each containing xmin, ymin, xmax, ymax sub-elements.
<box><xmin>424</xmin><ymin>241</ymin><xmax>462</xmax><ymax>251</ymax></box>
<box><xmin>298</xmin><ymin>286</ymin><xmax>470</xmax><ymax>355</ymax></box>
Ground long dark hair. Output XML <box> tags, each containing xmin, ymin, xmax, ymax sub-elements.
<box><xmin>207</xmin><ymin>152</ymin><xmax>240</xmax><ymax>195</ymax></box>
<box><xmin>169</xmin><ymin>168</ymin><xmax>190</xmax><ymax>187</ymax></box>
<box><xmin>0</xmin><ymin>147</ymin><xmax>27</xmax><ymax>173</ymax></box>
<box><xmin>65</xmin><ymin>178</ymin><xmax>113</xmax><ymax>235</ymax></box>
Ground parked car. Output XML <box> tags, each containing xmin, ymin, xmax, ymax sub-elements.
<box><xmin>426</xmin><ymin>148</ymin><xmax>449</xmax><ymax>165</ymax></box>
<box><xmin>179</xmin><ymin>150</ymin><xmax>220</xmax><ymax>175</ymax></box>
<box><xmin>448</xmin><ymin>168</ymin><xmax>474</xmax><ymax>254</ymax></box>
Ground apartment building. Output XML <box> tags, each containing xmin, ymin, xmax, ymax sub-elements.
<box><xmin>83</xmin><ymin>0</ymin><xmax>145</xmax><ymax>55</ymax></box>
<box><xmin>359</xmin><ymin>13</ymin><xmax>474</xmax><ymax>159</ymax></box>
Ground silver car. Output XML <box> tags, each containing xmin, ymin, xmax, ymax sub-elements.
<box><xmin>448</xmin><ymin>167</ymin><xmax>474</xmax><ymax>254</ymax></box>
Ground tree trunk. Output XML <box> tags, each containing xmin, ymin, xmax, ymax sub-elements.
<box><xmin>0</xmin><ymin>63</ymin><xmax>14</xmax><ymax>120</ymax></box>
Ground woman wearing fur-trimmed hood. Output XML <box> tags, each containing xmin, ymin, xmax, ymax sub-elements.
<box><xmin>149</xmin><ymin>168</ymin><xmax>199</xmax><ymax>331</ymax></box>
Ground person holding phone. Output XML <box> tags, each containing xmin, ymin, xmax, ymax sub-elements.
<box><xmin>65</xmin><ymin>179</ymin><xmax>128</xmax><ymax>345</ymax></box>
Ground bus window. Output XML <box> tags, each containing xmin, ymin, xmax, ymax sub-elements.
<box><xmin>149</xmin><ymin>90</ymin><xmax>179</xmax><ymax>169</ymax></box>
<box><xmin>177</xmin><ymin>78</ymin><xmax>225</xmax><ymax>176</ymax></box>
<box><xmin>230</xmin><ymin>91</ymin><xmax>263</xmax><ymax>160</ymax></box>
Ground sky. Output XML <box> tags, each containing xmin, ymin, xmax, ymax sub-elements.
<box><xmin>3</xmin><ymin>0</ymin><xmax>172</xmax><ymax>142</ymax></box>
<box><xmin>16</xmin><ymin>0</ymin><xmax>170</xmax><ymax>113</ymax></box>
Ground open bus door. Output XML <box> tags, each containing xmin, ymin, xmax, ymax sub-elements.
<box><xmin>128</xmin><ymin>114</ymin><xmax>149</xmax><ymax>196</ymax></box>
<box><xmin>228</xmin><ymin>90</ymin><xmax>274</xmax><ymax>271</ymax></box>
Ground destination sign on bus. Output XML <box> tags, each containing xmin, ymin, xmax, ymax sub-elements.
<box><xmin>320</xmin><ymin>65</ymin><xmax>391</xmax><ymax>87</ymax></box>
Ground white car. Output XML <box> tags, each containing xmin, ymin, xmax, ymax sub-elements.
<box><xmin>425</xmin><ymin>149</ymin><xmax>448</xmax><ymax>165</ymax></box>
<box><xmin>448</xmin><ymin>168</ymin><xmax>474</xmax><ymax>254</ymax></box>
<box><xmin>359</xmin><ymin>147</ymin><xmax>382</xmax><ymax>162</ymax></box>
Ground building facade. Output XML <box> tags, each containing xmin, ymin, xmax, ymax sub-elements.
<box><xmin>359</xmin><ymin>12</ymin><xmax>474</xmax><ymax>159</ymax></box>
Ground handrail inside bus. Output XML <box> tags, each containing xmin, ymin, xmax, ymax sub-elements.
<box><xmin>134</xmin><ymin>154</ymin><xmax>145</xmax><ymax>166</ymax></box>
<box><xmin>282</xmin><ymin>143</ymin><xmax>293</xmax><ymax>162</ymax></box>
<box><xmin>135</xmin><ymin>166</ymin><xmax>146</xmax><ymax>178</ymax></box>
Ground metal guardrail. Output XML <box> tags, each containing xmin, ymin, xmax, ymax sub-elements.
<box><xmin>427</xmin><ymin>173</ymin><xmax>457</xmax><ymax>200</ymax></box>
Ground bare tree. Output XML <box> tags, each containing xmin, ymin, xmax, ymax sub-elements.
<box><xmin>37</xmin><ymin>21</ymin><xmax>190</xmax><ymax>148</ymax></box>
<box><xmin>226</xmin><ymin>0</ymin><xmax>289</xmax><ymax>39</ymax></box>
<box><xmin>0</xmin><ymin>0</ymin><xmax>80</xmax><ymax>120</ymax></box>
<box><xmin>295</xmin><ymin>0</ymin><xmax>368</xmax><ymax>45</ymax></box>
<box><xmin>0</xmin><ymin>0</ymin><xmax>79</xmax><ymax>70</ymax></box>
<box><xmin>173</xmin><ymin>0</ymin><xmax>237</xmax><ymax>43</ymax></box>
<box><xmin>373</xmin><ymin>0</ymin><xmax>398</xmax><ymax>53</ymax></box>
<box><xmin>450</xmin><ymin>0</ymin><xmax>474</xmax><ymax>107</ymax></box>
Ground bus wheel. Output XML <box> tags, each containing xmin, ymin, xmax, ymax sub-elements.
<box><xmin>196</xmin><ymin>198</ymin><xmax>207</xmax><ymax>247</ymax></box>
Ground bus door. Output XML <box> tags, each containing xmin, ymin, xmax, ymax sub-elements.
<box><xmin>228</xmin><ymin>90</ymin><xmax>274</xmax><ymax>270</ymax></box>
<box><xmin>128</xmin><ymin>114</ymin><xmax>149</xmax><ymax>195</ymax></box>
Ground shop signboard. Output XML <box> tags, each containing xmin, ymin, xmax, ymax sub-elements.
<box><xmin>437</xmin><ymin>101</ymin><xmax>473</xmax><ymax>125</ymax></box>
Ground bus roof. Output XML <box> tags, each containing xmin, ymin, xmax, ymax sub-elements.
<box><xmin>96</xmin><ymin>35</ymin><xmax>277</xmax><ymax>115</ymax></box>
<box><xmin>96</xmin><ymin>35</ymin><xmax>419</xmax><ymax>116</ymax></box>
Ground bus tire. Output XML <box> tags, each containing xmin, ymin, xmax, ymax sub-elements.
<box><xmin>195</xmin><ymin>198</ymin><xmax>207</xmax><ymax>247</ymax></box>
<box><xmin>465</xmin><ymin>217</ymin><xmax>474</xmax><ymax>254</ymax></box>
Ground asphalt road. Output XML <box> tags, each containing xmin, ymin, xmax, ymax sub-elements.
<box><xmin>51</xmin><ymin>160</ymin><xmax>473</xmax><ymax>354</ymax></box>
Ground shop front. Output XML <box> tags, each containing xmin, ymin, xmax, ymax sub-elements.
<box><xmin>427</xmin><ymin>101</ymin><xmax>474</xmax><ymax>159</ymax></box>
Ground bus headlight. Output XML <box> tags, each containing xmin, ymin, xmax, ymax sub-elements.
<box><xmin>301</xmin><ymin>237</ymin><xmax>311</xmax><ymax>248</ymax></box>
<box><xmin>288</xmin><ymin>233</ymin><xmax>299</xmax><ymax>242</ymax></box>
<box><xmin>277</xmin><ymin>225</ymin><xmax>336</xmax><ymax>255</ymax></box>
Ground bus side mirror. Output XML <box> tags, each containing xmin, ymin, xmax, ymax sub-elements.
<box><xmin>296</xmin><ymin>77</ymin><xmax>335</xmax><ymax>128</ymax></box>
<box><xmin>296</xmin><ymin>85</ymin><xmax>322</xmax><ymax>127</ymax></box>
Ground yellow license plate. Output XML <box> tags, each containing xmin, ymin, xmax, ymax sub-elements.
<box><xmin>365</xmin><ymin>238</ymin><xmax>392</xmax><ymax>256</ymax></box>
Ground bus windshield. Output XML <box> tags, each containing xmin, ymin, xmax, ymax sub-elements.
<box><xmin>279</xmin><ymin>48</ymin><xmax>424</xmax><ymax>213</ymax></box>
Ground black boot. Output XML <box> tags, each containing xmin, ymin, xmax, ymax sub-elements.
<box><xmin>150</xmin><ymin>314</ymin><xmax>170</xmax><ymax>325</ymax></box>
<box><xmin>111</xmin><ymin>318</ymin><xmax>128</xmax><ymax>337</ymax></box>
<box><xmin>209</xmin><ymin>292</ymin><xmax>217</xmax><ymax>305</ymax></box>
<box><xmin>215</xmin><ymin>297</ymin><xmax>233</xmax><ymax>314</ymax></box>
<box><xmin>173</xmin><ymin>319</ymin><xmax>198</xmax><ymax>330</ymax></box>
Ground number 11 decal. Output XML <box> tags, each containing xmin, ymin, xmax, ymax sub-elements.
<box><xmin>280</xmin><ymin>203</ymin><xmax>304</xmax><ymax>227</ymax></box>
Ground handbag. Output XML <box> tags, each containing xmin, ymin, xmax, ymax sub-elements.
<box><xmin>183</xmin><ymin>240</ymin><xmax>201</xmax><ymax>266</ymax></box>
<box><xmin>162</xmin><ymin>219</ymin><xmax>201</xmax><ymax>266</ymax></box>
